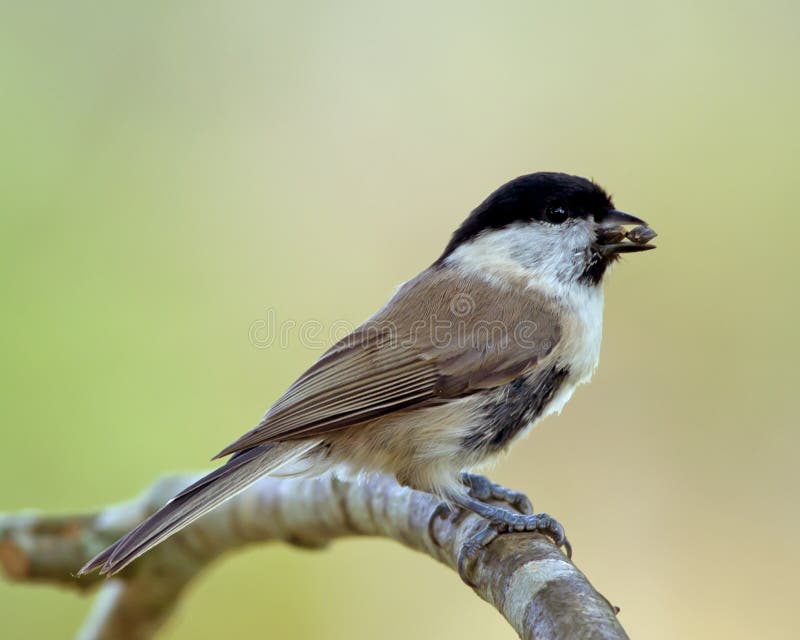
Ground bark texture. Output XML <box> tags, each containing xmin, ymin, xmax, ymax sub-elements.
<box><xmin>0</xmin><ymin>473</ymin><xmax>628</xmax><ymax>640</ymax></box>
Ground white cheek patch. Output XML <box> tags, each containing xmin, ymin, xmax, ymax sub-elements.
<box><xmin>445</xmin><ymin>221</ymin><xmax>594</xmax><ymax>290</ymax></box>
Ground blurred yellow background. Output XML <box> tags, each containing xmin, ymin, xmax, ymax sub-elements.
<box><xmin>1</xmin><ymin>1</ymin><xmax>797</xmax><ymax>638</ymax></box>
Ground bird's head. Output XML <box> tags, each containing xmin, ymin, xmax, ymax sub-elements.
<box><xmin>438</xmin><ymin>172</ymin><xmax>656</xmax><ymax>286</ymax></box>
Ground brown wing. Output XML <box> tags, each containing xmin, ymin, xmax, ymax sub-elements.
<box><xmin>214</xmin><ymin>268</ymin><xmax>561</xmax><ymax>458</ymax></box>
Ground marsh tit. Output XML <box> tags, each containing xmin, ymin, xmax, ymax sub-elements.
<box><xmin>80</xmin><ymin>172</ymin><xmax>656</xmax><ymax>576</ymax></box>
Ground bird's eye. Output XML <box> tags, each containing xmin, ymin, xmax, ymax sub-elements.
<box><xmin>544</xmin><ymin>206</ymin><xmax>569</xmax><ymax>224</ymax></box>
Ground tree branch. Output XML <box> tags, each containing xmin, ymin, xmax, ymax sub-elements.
<box><xmin>0</xmin><ymin>473</ymin><xmax>628</xmax><ymax>639</ymax></box>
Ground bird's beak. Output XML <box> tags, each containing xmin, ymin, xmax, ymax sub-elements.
<box><xmin>601</xmin><ymin>209</ymin><xmax>647</xmax><ymax>226</ymax></box>
<box><xmin>595</xmin><ymin>210</ymin><xmax>657</xmax><ymax>255</ymax></box>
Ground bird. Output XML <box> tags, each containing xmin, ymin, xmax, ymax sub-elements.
<box><xmin>79</xmin><ymin>171</ymin><xmax>656</xmax><ymax>577</ymax></box>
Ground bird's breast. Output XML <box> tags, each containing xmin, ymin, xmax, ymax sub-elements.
<box><xmin>459</xmin><ymin>282</ymin><xmax>604</xmax><ymax>458</ymax></box>
<box><xmin>461</xmin><ymin>364</ymin><xmax>571</xmax><ymax>455</ymax></box>
<box><xmin>558</xmin><ymin>282</ymin><xmax>605</xmax><ymax>384</ymax></box>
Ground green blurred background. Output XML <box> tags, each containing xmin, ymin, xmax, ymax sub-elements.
<box><xmin>1</xmin><ymin>1</ymin><xmax>797</xmax><ymax>638</ymax></box>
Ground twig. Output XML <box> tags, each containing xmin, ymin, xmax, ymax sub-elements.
<box><xmin>0</xmin><ymin>473</ymin><xmax>628</xmax><ymax>639</ymax></box>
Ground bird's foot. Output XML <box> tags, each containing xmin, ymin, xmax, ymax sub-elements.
<box><xmin>453</xmin><ymin>494</ymin><xmax>571</xmax><ymax>586</ymax></box>
<box><xmin>428</xmin><ymin>474</ymin><xmax>532</xmax><ymax>547</ymax></box>
<box><xmin>428</xmin><ymin>502</ymin><xmax>464</xmax><ymax>546</ymax></box>
<box><xmin>459</xmin><ymin>472</ymin><xmax>533</xmax><ymax>514</ymax></box>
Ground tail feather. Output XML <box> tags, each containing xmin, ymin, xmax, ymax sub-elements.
<box><xmin>78</xmin><ymin>441</ymin><xmax>317</xmax><ymax>576</ymax></box>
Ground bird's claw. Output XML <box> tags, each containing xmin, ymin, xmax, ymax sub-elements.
<box><xmin>459</xmin><ymin>472</ymin><xmax>533</xmax><ymax>514</ymax></box>
<box><xmin>492</xmin><ymin>512</ymin><xmax>572</xmax><ymax>558</ymax></box>
<box><xmin>457</xmin><ymin>525</ymin><xmax>500</xmax><ymax>584</ymax></box>
<box><xmin>457</xmin><ymin>511</ymin><xmax>572</xmax><ymax>586</ymax></box>
<box><xmin>429</xmin><ymin>501</ymin><xmax>472</xmax><ymax>547</ymax></box>
<box><xmin>428</xmin><ymin>502</ymin><xmax>452</xmax><ymax>546</ymax></box>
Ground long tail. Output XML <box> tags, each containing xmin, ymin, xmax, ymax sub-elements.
<box><xmin>78</xmin><ymin>441</ymin><xmax>317</xmax><ymax>576</ymax></box>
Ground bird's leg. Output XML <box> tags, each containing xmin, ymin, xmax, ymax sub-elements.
<box><xmin>428</xmin><ymin>473</ymin><xmax>532</xmax><ymax>547</ymax></box>
<box><xmin>451</xmin><ymin>492</ymin><xmax>571</xmax><ymax>585</ymax></box>
<box><xmin>459</xmin><ymin>472</ymin><xmax>533</xmax><ymax>514</ymax></box>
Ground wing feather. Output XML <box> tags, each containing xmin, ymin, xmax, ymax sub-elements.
<box><xmin>215</xmin><ymin>269</ymin><xmax>562</xmax><ymax>458</ymax></box>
